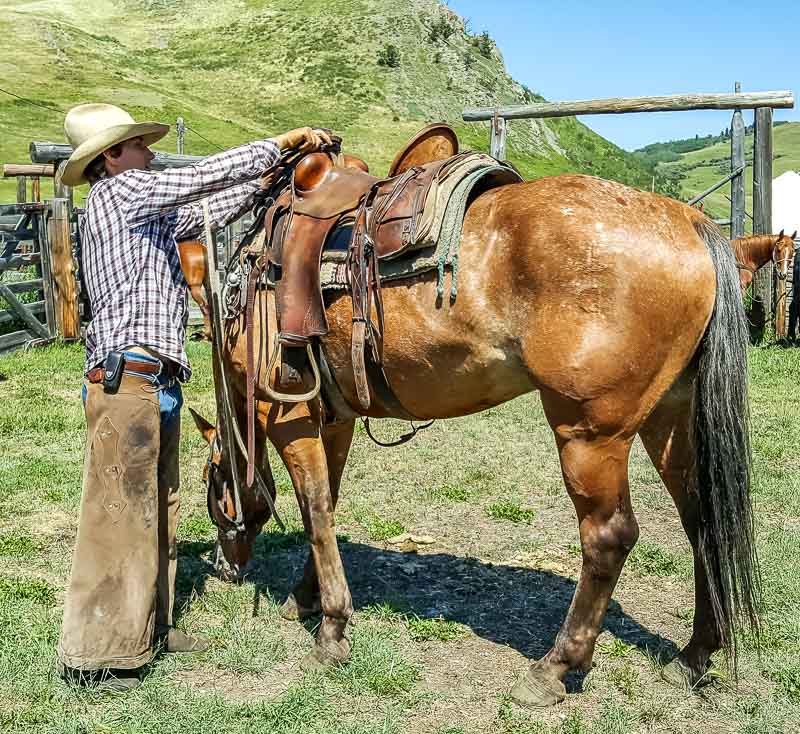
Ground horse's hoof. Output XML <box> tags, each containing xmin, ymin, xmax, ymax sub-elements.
<box><xmin>509</xmin><ymin>663</ymin><xmax>567</xmax><ymax>709</ymax></box>
<box><xmin>299</xmin><ymin>639</ymin><xmax>350</xmax><ymax>673</ymax></box>
<box><xmin>280</xmin><ymin>593</ymin><xmax>321</xmax><ymax>621</ymax></box>
<box><xmin>661</xmin><ymin>658</ymin><xmax>703</xmax><ymax>691</ymax></box>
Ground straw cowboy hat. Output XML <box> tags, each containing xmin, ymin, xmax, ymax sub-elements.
<box><xmin>62</xmin><ymin>103</ymin><xmax>169</xmax><ymax>186</ymax></box>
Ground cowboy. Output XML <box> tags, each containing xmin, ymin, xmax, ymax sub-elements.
<box><xmin>56</xmin><ymin>103</ymin><xmax>330</xmax><ymax>691</ymax></box>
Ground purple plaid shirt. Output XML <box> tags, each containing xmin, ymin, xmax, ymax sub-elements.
<box><xmin>81</xmin><ymin>139</ymin><xmax>280</xmax><ymax>380</ymax></box>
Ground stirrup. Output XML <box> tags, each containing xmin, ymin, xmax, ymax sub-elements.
<box><xmin>264</xmin><ymin>341</ymin><xmax>322</xmax><ymax>404</ymax></box>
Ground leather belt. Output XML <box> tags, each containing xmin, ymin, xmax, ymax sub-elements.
<box><xmin>86</xmin><ymin>357</ymin><xmax>175</xmax><ymax>384</ymax></box>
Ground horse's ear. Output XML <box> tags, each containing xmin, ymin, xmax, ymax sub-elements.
<box><xmin>189</xmin><ymin>407</ymin><xmax>216</xmax><ymax>444</ymax></box>
<box><xmin>792</xmin><ymin>231</ymin><xmax>798</xmax><ymax>241</ymax></box>
<box><xmin>778</xmin><ymin>229</ymin><xmax>785</xmax><ymax>239</ymax></box>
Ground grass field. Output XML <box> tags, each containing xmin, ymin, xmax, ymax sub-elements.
<box><xmin>657</xmin><ymin>122</ymin><xmax>800</xmax><ymax>224</ymax></box>
<box><xmin>1</xmin><ymin>341</ymin><xmax>799</xmax><ymax>733</ymax></box>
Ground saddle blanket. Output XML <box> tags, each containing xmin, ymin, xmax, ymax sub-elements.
<box><xmin>320</xmin><ymin>156</ymin><xmax>521</xmax><ymax>297</ymax></box>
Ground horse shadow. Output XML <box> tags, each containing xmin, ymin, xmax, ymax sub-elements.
<box><xmin>175</xmin><ymin>533</ymin><xmax>679</xmax><ymax>691</ymax></box>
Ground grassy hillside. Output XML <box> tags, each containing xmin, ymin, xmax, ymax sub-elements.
<box><xmin>640</xmin><ymin>122</ymin><xmax>800</xmax><ymax>224</ymax></box>
<box><xmin>0</xmin><ymin>0</ymin><xmax>653</xmax><ymax>203</ymax></box>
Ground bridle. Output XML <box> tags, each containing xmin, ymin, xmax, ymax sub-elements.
<box><xmin>771</xmin><ymin>239</ymin><xmax>795</xmax><ymax>281</ymax></box>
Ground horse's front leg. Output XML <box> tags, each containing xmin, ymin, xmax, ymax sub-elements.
<box><xmin>281</xmin><ymin>418</ymin><xmax>356</xmax><ymax>622</ymax></box>
<box><xmin>511</xmin><ymin>391</ymin><xmax>639</xmax><ymax>708</ymax></box>
<box><xmin>269</xmin><ymin>400</ymin><xmax>353</xmax><ymax>669</ymax></box>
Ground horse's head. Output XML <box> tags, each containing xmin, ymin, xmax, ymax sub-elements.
<box><xmin>189</xmin><ymin>408</ymin><xmax>275</xmax><ymax>582</ymax></box>
<box><xmin>773</xmin><ymin>229</ymin><xmax>798</xmax><ymax>279</ymax></box>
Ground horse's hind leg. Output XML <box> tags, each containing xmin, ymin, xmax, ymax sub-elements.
<box><xmin>281</xmin><ymin>418</ymin><xmax>356</xmax><ymax>621</ymax></box>
<box><xmin>639</xmin><ymin>373</ymin><xmax>722</xmax><ymax>688</ymax></box>
<box><xmin>268</xmin><ymin>401</ymin><xmax>353</xmax><ymax>669</ymax></box>
<box><xmin>511</xmin><ymin>390</ymin><xmax>639</xmax><ymax>708</ymax></box>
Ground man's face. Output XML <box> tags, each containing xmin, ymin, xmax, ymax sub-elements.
<box><xmin>104</xmin><ymin>137</ymin><xmax>155</xmax><ymax>176</ymax></box>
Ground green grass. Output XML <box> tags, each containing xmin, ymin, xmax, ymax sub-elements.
<box><xmin>208</xmin><ymin>618</ymin><xmax>288</xmax><ymax>674</ymax></box>
<box><xmin>0</xmin><ymin>576</ymin><xmax>56</xmax><ymax>606</ymax></box>
<box><xmin>487</xmin><ymin>501</ymin><xmax>536</xmax><ymax>524</ymax></box>
<box><xmin>429</xmin><ymin>483</ymin><xmax>471</xmax><ymax>503</ymax></box>
<box><xmin>596</xmin><ymin>639</ymin><xmax>637</xmax><ymax>660</ymax></box>
<box><xmin>364</xmin><ymin>515</ymin><xmax>405</xmax><ymax>541</ymax></box>
<box><xmin>626</xmin><ymin>542</ymin><xmax>683</xmax><ymax>577</ymax></box>
<box><xmin>361</xmin><ymin>603</ymin><xmax>466</xmax><ymax>642</ymax></box>
<box><xmin>0</xmin><ymin>532</ymin><xmax>39</xmax><ymax>557</ymax></box>
<box><xmin>406</xmin><ymin>615</ymin><xmax>467</xmax><ymax>642</ymax></box>
<box><xmin>330</xmin><ymin>625</ymin><xmax>418</xmax><ymax>698</ymax></box>
<box><xmin>1</xmin><ymin>341</ymin><xmax>800</xmax><ymax>731</ymax></box>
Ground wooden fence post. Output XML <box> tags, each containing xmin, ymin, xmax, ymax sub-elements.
<box><xmin>752</xmin><ymin>107</ymin><xmax>774</xmax><ymax>339</ymax></box>
<box><xmin>48</xmin><ymin>198</ymin><xmax>80</xmax><ymax>339</ymax></box>
<box><xmin>490</xmin><ymin>113</ymin><xmax>508</xmax><ymax>160</ymax></box>
<box><xmin>730</xmin><ymin>83</ymin><xmax>746</xmax><ymax>239</ymax></box>
<box><xmin>53</xmin><ymin>161</ymin><xmax>73</xmax><ymax>210</ymax></box>
<box><xmin>31</xmin><ymin>177</ymin><xmax>41</xmax><ymax>203</ymax></box>
<box><xmin>16</xmin><ymin>177</ymin><xmax>26</xmax><ymax>204</ymax></box>
<box><xmin>37</xmin><ymin>208</ymin><xmax>57</xmax><ymax>337</ymax></box>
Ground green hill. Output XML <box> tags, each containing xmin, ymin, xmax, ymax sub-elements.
<box><xmin>636</xmin><ymin>121</ymin><xmax>800</xmax><ymax>224</ymax></box>
<box><xmin>0</xmin><ymin>0</ymin><xmax>654</xmax><ymax>202</ymax></box>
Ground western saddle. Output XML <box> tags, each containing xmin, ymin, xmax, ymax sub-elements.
<box><xmin>233</xmin><ymin>124</ymin><xmax>479</xmax><ymax>407</ymax></box>
<box><xmin>182</xmin><ymin>124</ymin><xmax>520</xmax><ymax>483</ymax></box>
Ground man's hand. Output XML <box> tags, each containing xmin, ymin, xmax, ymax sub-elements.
<box><xmin>273</xmin><ymin>127</ymin><xmax>333</xmax><ymax>154</ymax></box>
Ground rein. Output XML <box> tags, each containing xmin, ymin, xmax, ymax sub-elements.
<box><xmin>202</xmin><ymin>200</ymin><xmax>285</xmax><ymax>535</ymax></box>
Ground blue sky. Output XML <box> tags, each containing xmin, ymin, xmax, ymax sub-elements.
<box><xmin>447</xmin><ymin>0</ymin><xmax>799</xmax><ymax>150</ymax></box>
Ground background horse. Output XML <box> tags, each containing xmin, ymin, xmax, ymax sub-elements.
<box><xmin>193</xmin><ymin>171</ymin><xmax>759</xmax><ymax>708</ymax></box>
<box><xmin>731</xmin><ymin>230</ymin><xmax>796</xmax><ymax>291</ymax></box>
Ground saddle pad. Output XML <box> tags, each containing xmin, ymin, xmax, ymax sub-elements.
<box><xmin>320</xmin><ymin>162</ymin><xmax>521</xmax><ymax>298</ymax></box>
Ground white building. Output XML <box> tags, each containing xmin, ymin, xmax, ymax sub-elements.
<box><xmin>773</xmin><ymin>170</ymin><xmax>800</xmax><ymax>237</ymax></box>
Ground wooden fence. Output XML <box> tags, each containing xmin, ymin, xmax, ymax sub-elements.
<box><xmin>0</xmin><ymin>203</ymin><xmax>60</xmax><ymax>352</ymax></box>
<box><xmin>465</xmin><ymin>86</ymin><xmax>796</xmax><ymax>339</ymax></box>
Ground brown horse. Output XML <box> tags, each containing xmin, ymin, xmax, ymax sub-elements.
<box><xmin>192</xmin><ymin>169</ymin><xmax>759</xmax><ymax>708</ymax></box>
<box><xmin>732</xmin><ymin>230</ymin><xmax>796</xmax><ymax>291</ymax></box>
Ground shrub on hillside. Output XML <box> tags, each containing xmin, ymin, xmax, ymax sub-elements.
<box><xmin>377</xmin><ymin>44</ymin><xmax>401</xmax><ymax>68</ymax></box>
<box><xmin>428</xmin><ymin>17</ymin><xmax>456</xmax><ymax>43</ymax></box>
<box><xmin>472</xmin><ymin>31</ymin><xmax>494</xmax><ymax>58</ymax></box>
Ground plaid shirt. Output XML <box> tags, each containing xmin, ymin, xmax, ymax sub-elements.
<box><xmin>81</xmin><ymin>139</ymin><xmax>280</xmax><ymax>380</ymax></box>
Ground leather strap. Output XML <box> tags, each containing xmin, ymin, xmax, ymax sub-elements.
<box><xmin>245</xmin><ymin>258</ymin><xmax>263</xmax><ymax>489</ymax></box>
<box><xmin>348</xmin><ymin>201</ymin><xmax>373</xmax><ymax>409</ymax></box>
<box><xmin>202</xmin><ymin>200</ymin><xmax>284</xmax><ymax>532</ymax></box>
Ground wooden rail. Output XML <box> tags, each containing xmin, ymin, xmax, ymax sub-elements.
<box><xmin>3</xmin><ymin>164</ymin><xmax>55</xmax><ymax>178</ymax></box>
<box><xmin>687</xmin><ymin>166</ymin><xmax>745</xmax><ymax>207</ymax></box>
<box><xmin>30</xmin><ymin>142</ymin><xmax>204</xmax><ymax>169</ymax></box>
<box><xmin>463</xmin><ymin>90</ymin><xmax>795</xmax><ymax>121</ymax></box>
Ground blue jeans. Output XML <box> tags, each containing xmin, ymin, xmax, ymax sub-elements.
<box><xmin>82</xmin><ymin>352</ymin><xmax>183</xmax><ymax>428</ymax></box>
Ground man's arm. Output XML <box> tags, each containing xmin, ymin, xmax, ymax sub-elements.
<box><xmin>113</xmin><ymin>140</ymin><xmax>280</xmax><ymax>228</ymax></box>
<box><xmin>173</xmin><ymin>180</ymin><xmax>261</xmax><ymax>241</ymax></box>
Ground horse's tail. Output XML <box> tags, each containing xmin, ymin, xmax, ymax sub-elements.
<box><xmin>692</xmin><ymin>218</ymin><xmax>761</xmax><ymax>665</ymax></box>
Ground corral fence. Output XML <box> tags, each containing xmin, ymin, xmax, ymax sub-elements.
<box><xmin>0</xmin><ymin>148</ymin><xmax>252</xmax><ymax>354</ymax></box>
<box><xmin>0</xmin><ymin>165</ymin><xmax>78</xmax><ymax>353</ymax></box>
<box><xmin>464</xmin><ymin>85</ymin><xmax>796</xmax><ymax>340</ymax></box>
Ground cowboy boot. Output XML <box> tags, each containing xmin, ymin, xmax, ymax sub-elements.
<box><xmin>59</xmin><ymin>663</ymin><xmax>142</xmax><ymax>693</ymax></box>
<box><xmin>156</xmin><ymin>626</ymin><xmax>210</xmax><ymax>654</ymax></box>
